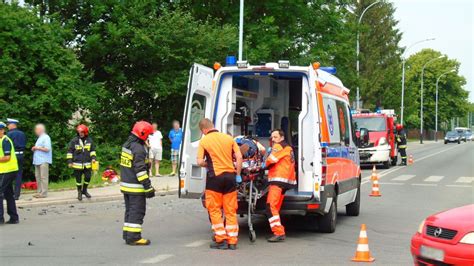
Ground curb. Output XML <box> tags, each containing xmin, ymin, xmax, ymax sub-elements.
<box><xmin>16</xmin><ymin>189</ymin><xmax>178</xmax><ymax>208</ymax></box>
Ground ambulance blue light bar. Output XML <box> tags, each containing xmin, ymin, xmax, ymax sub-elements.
<box><xmin>320</xmin><ymin>67</ymin><xmax>337</xmax><ymax>75</ymax></box>
<box><xmin>226</xmin><ymin>56</ymin><xmax>237</xmax><ymax>66</ymax></box>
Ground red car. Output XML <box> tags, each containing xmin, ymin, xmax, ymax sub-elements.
<box><xmin>411</xmin><ymin>204</ymin><xmax>474</xmax><ymax>265</ymax></box>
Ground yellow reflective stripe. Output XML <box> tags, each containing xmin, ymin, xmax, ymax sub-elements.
<box><xmin>90</xmin><ymin>151</ymin><xmax>96</xmax><ymax>156</ymax></box>
<box><xmin>66</xmin><ymin>153</ymin><xmax>73</xmax><ymax>159</ymax></box>
<box><xmin>76</xmin><ymin>183</ymin><xmax>82</xmax><ymax>186</ymax></box>
<box><xmin>144</xmin><ymin>188</ymin><xmax>154</xmax><ymax>192</ymax></box>
<box><xmin>123</xmin><ymin>226</ymin><xmax>142</xmax><ymax>233</ymax></box>
<box><xmin>120</xmin><ymin>186</ymin><xmax>145</xmax><ymax>193</ymax></box>
<box><xmin>121</xmin><ymin>151</ymin><xmax>133</xmax><ymax>160</ymax></box>
<box><xmin>398</xmin><ymin>145</ymin><xmax>407</xmax><ymax>148</ymax></box>
<box><xmin>137</xmin><ymin>175</ymin><xmax>149</xmax><ymax>182</ymax></box>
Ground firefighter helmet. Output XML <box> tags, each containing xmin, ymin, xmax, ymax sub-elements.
<box><xmin>131</xmin><ymin>121</ymin><xmax>153</xmax><ymax>141</ymax></box>
<box><xmin>76</xmin><ymin>124</ymin><xmax>89</xmax><ymax>136</ymax></box>
<box><xmin>396</xmin><ymin>124</ymin><xmax>403</xmax><ymax>131</ymax></box>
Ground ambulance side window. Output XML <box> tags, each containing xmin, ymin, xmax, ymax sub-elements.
<box><xmin>322</xmin><ymin>96</ymin><xmax>341</xmax><ymax>144</ymax></box>
<box><xmin>336</xmin><ymin>101</ymin><xmax>351</xmax><ymax>146</ymax></box>
<box><xmin>190</xmin><ymin>93</ymin><xmax>206</xmax><ymax>142</ymax></box>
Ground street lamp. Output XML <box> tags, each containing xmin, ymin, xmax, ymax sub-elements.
<box><xmin>420</xmin><ymin>55</ymin><xmax>446</xmax><ymax>144</ymax></box>
<box><xmin>356</xmin><ymin>0</ymin><xmax>381</xmax><ymax>110</ymax></box>
<box><xmin>435</xmin><ymin>69</ymin><xmax>456</xmax><ymax>142</ymax></box>
<box><xmin>400</xmin><ymin>38</ymin><xmax>435</xmax><ymax>125</ymax></box>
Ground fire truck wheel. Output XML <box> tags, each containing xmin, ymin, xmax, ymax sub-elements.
<box><xmin>383</xmin><ymin>160</ymin><xmax>391</xmax><ymax>169</ymax></box>
<box><xmin>391</xmin><ymin>156</ymin><xmax>397</xmax><ymax>166</ymax></box>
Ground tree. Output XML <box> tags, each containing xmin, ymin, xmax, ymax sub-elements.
<box><xmin>0</xmin><ymin>3</ymin><xmax>102</xmax><ymax>180</ymax></box>
<box><xmin>354</xmin><ymin>0</ymin><xmax>403</xmax><ymax>110</ymax></box>
<box><xmin>404</xmin><ymin>49</ymin><xmax>468</xmax><ymax>130</ymax></box>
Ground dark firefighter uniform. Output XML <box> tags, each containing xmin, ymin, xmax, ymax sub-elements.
<box><xmin>265</xmin><ymin>141</ymin><xmax>296</xmax><ymax>239</ymax></box>
<box><xmin>396</xmin><ymin>125</ymin><xmax>407</xmax><ymax>165</ymax></box>
<box><xmin>120</xmin><ymin>121</ymin><xmax>155</xmax><ymax>246</ymax></box>
<box><xmin>67</xmin><ymin>127</ymin><xmax>96</xmax><ymax>201</ymax></box>
<box><xmin>6</xmin><ymin>118</ymin><xmax>26</xmax><ymax>200</ymax></box>
<box><xmin>198</xmin><ymin>129</ymin><xmax>242</xmax><ymax>247</ymax></box>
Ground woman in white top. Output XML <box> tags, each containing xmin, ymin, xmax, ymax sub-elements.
<box><xmin>148</xmin><ymin>123</ymin><xmax>163</xmax><ymax>177</ymax></box>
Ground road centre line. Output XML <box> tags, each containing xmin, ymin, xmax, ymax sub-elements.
<box><xmin>412</xmin><ymin>183</ymin><xmax>437</xmax><ymax>187</ymax></box>
<box><xmin>378</xmin><ymin>182</ymin><xmax>404</xmax><ymax>185</ymax></box>
<box><xmin>446</xmin><ymin>184</ymin><xmax>473</xmax><ymax>188</ymax></box>
<box><xmin>455</xmin><ymin>176</ymin><xmax>474</xmax><ymax>183</ymax></box>
<box><xmin>392</xmin><ymin>175</ymin><xmax>416</xmax><ymax>181</ymax></box>
<box><xmin>424</xmin><ymin>176</ymin><xmax>444</xmax><ymax>182</ymax></box>
<box><xmin>185</xmin><ymin>239</ymin><xmax>208</xmax><ymax>247</ymax></box>
<box><xmin>140</xmin><ymin>254</ymin><xmax>174</xmax><ymax>264</ymax></box>
<box><xmin>361</xmin><ymin>144</ymin><xmax>464</xmax><ymax>185</ymax></box>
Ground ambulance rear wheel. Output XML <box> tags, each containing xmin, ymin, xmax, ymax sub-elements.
<box><xmin>346</xmin><ymin>183</ymin><xmax>360</xmax><ymax>216</ymax></box>
<box><xmin>249</xmin><ymin>230</ymin><xmax>256</xmax><ymax>242</ymax></box>
<box><xmin>319</xmin><ymin>198</ymin><xmax>337</xmax><ymax>233</ymax></box>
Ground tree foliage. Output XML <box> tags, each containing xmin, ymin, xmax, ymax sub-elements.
<box><xmin>0</xmin><ymin>3</ymin><xmax>102</xmax><ymax>180</ymax></box>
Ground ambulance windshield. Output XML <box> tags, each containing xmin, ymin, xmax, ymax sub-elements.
<box><xmin>353</xmin><ymin>117</ymin><xmax>386</xmax><ymax>132</ymax></box>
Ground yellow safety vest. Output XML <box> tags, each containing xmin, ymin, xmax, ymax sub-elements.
<box><xmin>0</xmin><ymin>135</ymin><xmax>19</xmax><ymax>174</ymax></box>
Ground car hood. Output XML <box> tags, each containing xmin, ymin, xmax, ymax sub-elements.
<box><xmin>426</xmin><ymin>204</ymin><xmax>474</xmax><ymax>232</ymax></box>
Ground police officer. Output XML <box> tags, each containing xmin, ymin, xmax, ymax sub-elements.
<box><xmin>396</xmin><ymin>124</ymin><xmax>407</xmax><ymax>166</ymax></box>
<box><xmin>263</xmin><ymin>129</ymin><xmax>296</xmax><ymax>242</ymax></box>
<box><xmin>120</xmin><ymin>121</ymin><xmax>155</xmax><ymax>246</ymax></box>
<box><xmin>6</xmin><ymin>119</ymin><xmax>26</xmax><ymax>200</ymax></box>
<box><xmin>0</xmin><ymin>122</ymin><xmax>20</xmax><ymax>224</ymax></box>
<box><xmin>67</xmin><ymin>124</ymin><xmax>96</xmax><ymax>201</ymax></box>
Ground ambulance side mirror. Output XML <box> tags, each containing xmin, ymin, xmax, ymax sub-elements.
<box><xmin>359</xmin><ymin>128</ymin><xmax>369</xmax><ymax>146</ymax></box>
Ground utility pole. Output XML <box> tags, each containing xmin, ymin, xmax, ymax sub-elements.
<box><xmin>238</xmin><ymin>0</ymin><xmax>244</xmax><ymax>61</ymax></box>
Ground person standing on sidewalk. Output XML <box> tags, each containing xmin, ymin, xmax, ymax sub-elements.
<box><xmin>0</xmin><ymin>122</ymin><xmax>20</xmax><ymax>224</ymax></box>
<box><xmin>32</xmin><ymin>124</ymin><xmax>52</xmax><ymax>198</ymax></box>
<box><xmin>197</xmin><ymin>118</ymin><xmax>242</xmax><ymax>250</ymax></box>
<box><xmin>148</xmin><ymin>123</ymin><xmax>163</xmax><ymax>177</ymax></box>
<box><xmin>120</xmin><ymin>121</ymin><xmax>156</xmax><ymax>246</ymax></box>
<box><xmin>67</xmin><ymin>124</ymin><xmax>97</xmax><ymax>201</ymax></box>
<box><xmin>6</xmin><ymin>118</ymin><xmax>26</xmax><ymax>200</ymax></box>
<box><xmin>168</xmin><ymin>120</ymin><xmax>183</xmax><ymax>176</ymax></box>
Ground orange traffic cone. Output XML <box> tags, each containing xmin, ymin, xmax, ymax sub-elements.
<box><xmin>352</xmin><ymin>224</ymin><xmax>375</xmax><ymax>262</ymax></box>
<box><xmin>369</xmin><ymin>166</ymin><xmax>381</xmax><ymax>197</ymax></box>
<box><xmin>408</xmin><ymin>155</ymin><xmax>414</xmax><ymax>165</ymax></box>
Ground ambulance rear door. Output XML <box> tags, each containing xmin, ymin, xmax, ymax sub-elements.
<box><xmin>179</xmin><ymin>63</ymin><xmax>214</xmax><ymax>198</ymax></box>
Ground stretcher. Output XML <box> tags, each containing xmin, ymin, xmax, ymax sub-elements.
<box><xmin>237</xmin><ymin>159</ymin><xmax>268</xmax><ymax>242</ymax></box>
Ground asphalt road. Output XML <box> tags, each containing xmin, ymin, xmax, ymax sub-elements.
<box><xmin>1</xmin><ymin>141</ymin><xmax>473</xmax><ymax>265</ymax></box>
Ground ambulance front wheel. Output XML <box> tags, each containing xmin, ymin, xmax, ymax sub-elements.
<box><xmin>249</xmin><ymin>230</ymin><xmax>256</xmax><ymax>242</ymax></box>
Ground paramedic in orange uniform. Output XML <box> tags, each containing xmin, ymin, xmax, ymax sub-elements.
<box><xmin>197</xmin><ymin>118</ymin><xmax>243</xmax><ymax>250</ymax></box>
<box><xmin>264</xmin><ymin>129</ymin><xmax>296</xmax><ymax>242</ymax></box>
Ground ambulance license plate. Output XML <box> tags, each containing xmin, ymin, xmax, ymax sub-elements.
<box><xmin>420</xmin><ymin>245</ymin><xmax>444</xmax><ymax>262</ymax></box>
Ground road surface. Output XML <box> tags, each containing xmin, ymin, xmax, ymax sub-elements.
<box><xmin>1</xmin><ymin>141</ymin><xmax>473</xmax><ymax>265</ymax></box>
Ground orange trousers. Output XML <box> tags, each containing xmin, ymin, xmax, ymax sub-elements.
<box><xmin>266</xmin><ymin>185</ymin><xmax>285</xmax><ymax>236</ymax></box>
<box><xmin>205</xmin><ymin>190</ymin><xmax>239</xmax><ymax>244</ymax></box>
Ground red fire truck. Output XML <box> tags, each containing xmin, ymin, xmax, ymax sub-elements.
<box><xmin>353</xmin><ymin>110</ymin><xmax>397</xmax><ymax>168</ymax></box>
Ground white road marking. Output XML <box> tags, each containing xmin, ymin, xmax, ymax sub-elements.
<box><xmin>412</xmin><ymin>183</ymin><xmax>437</xmax><ymax>187</ymax></box>
<box><xmin>446</xmin><ymin>184</ymin><xmax>473</xmax><ymax>188</ymax></box>
<box><xmin>378</xmin><ymin>182</ymin><xmax>405</xmax><ymax>185</ymax></box>
<box><xmin>455</xmin><ymin>177</ymin><xmax>474</xmax><ymax>184</ymax></box>
<box><xmin>392</xmin><ymin>175</ymin><xmax>416</xmax><ymax>181</ymax></box>
<box><xmin>361</xmin><ymin>144</ymin><xmax>464</xmax><ymax>185</ymax></box>
<box><xmin>140</xmin><ymin>254</ymin><xmax>174</xmax><ymax>264</ymax></box>
<box><xmin>185</xmin><ymin>240</ymin><xmax>208</xmax><ymax>247</ymax></box>
<box><xmin>424</xmin><ymin>176</ymin><xmax>444</xmax><ymax>182</ymax></box>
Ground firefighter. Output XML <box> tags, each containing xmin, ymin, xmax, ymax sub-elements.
<box><xmin>263</xmin><ymin>129</ymin><xmax>296</xmax><ymax>242</ymax></box>
<box><xmin>120</xmin><ymin>121</ymin><xmax>155</xmax><ymax>246</ymax></box>
<box><xmin>396</xmin><ymin>124</ymin><xmax>408</xmax><ymax>166</ymax></box>
<box><xmin>67</xmin><ymin>124</ymin><xmax>96</xmax><ymax>201</ymax></box>
<box><xmin>197</xmin><ymin>118</ymin><xmax>242</xmax><ymax>250</ymax></box>
<box><xmin>0</xmin><ymin>122</ymin><xmax>19</xmax><ymax>224</ymax></box>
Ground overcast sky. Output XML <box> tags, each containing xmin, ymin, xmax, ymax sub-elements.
<box><xmin>392</xmin><ymin>0</ymin><xmax>473</xmax><ymax>102</ymax></box>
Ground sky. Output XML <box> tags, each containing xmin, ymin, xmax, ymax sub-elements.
<box><xmin>392</xmin><ymin>0</ymin><xmax>474</xmax><ymax>102</ymax></box>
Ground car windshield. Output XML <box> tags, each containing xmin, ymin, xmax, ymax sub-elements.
<box><xmin>446</xmin><ymin>131</ymin><xmax>458</xmax><ymax>137</ymax></box>
<box><xmin>353</xmin><ymin>117</ymin><xmax>386</xmax><ymax>132</ymax></box>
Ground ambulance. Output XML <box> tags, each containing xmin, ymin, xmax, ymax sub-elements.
<box><xmin>179</xmin><ymin>59</ymin><xmax>361</xmax><ymax>232</ymax></box>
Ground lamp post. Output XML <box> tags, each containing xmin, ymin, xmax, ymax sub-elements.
<box><xmin>435</xmin><ymin>69</ymin><xmax>455</xmax><ymax>142</ymax></box>
<box><xmin>400</xmin><ymin>38</ymin><xmax>435</xmax><ymax>125</ymax></box>
<box><xmin>238</xmin><ymin>0</ymin><xmax>244</xmax><ymax>61</ymax></box>
<box><xmin>356</xmin><ymin>0</ymin><xmax>381</xmax><ymax>110</ymax></box>
<box><xmin>420</xmin><ymin>55</ymin><xmax>445</xmax><ymax>144</ymax></box>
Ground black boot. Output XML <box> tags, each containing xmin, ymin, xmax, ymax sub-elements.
<box><xmin>82</xmin><ymin>184</ymin><xmax>91</xmax><ymax>198</ymax></box>
<box><xmin>77</xmin><ymin>187</ymin><xmax>82</xmax><ymax>201</ymax></box>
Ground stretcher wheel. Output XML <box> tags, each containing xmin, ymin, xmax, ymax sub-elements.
<box><xmin>249</xmin><ymin>230</ymin><xmax>256</xmax><ymax>242</ymax></box>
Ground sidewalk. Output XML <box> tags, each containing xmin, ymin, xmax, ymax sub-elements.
<box><xmin>14</xmin><ymin>176</ymin><xmax>179</xmax><ymax>208</ymax></box>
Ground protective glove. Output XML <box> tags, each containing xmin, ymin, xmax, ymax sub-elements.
<box><xmin>145</xmin><ymin>187</ymin><xmax>156</xmax><ymax>198</ymax></box>
<box><xmin>236</xmin><ymin>175</ymin><xmax>242</xmax><ymax>184</ymax></box>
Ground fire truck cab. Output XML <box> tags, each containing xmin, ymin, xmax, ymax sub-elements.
<box><xmin>353</xmin><ymin>110</ymin><xmax>397</xmax><ymax>168</ymax></box>
<box><xmin>179</xmin><ymin>59</ymin><xmax>361</xmax><ymax>233</ymax></box>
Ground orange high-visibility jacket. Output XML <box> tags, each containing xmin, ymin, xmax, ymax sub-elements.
<box><xmin>265</xmin><ymin>142</ymin><xmax>296</xmax><ymax>186</ymax></box>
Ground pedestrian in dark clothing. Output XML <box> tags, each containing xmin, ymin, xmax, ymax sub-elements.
<box><xmin>6</xmin><ymin>118</ymin><xmax>26</xmax><ymax>200</ymax></box>
<box><xmin>0</xmin><ymin>122</ymin><xmax>19</xmax><ymax>224</ymax></box>
<box><xmin>396</xmin><ymin>124</ymin><xmax>408</xmax><ymax>166</ymax></box>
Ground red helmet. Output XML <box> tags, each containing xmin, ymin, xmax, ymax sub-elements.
<box><xmin>76</xmin><ymin>124</ymin><xmax>89</xmax><ymax>136</ymax></box>
<box><xmin>396</xmin><ymin>124</ymin><xmax>403</xmax><ymax>131</ymax></box>
<box><xmin>132</xmin><ymin>121</ymin><xmax>153</xmax><ymax>141</ymax></box>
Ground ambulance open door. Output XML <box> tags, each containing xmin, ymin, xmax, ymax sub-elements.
<box><xmin>179</xmin><ymin>64</ymin><xmax>214</xmax><ymax>198</ymax></box>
